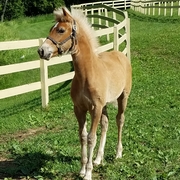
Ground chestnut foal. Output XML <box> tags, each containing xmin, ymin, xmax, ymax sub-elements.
<box><xmin>38</xmin><ymin>7</ymin><xmax>132</xmax><ymax>180</ymax></box>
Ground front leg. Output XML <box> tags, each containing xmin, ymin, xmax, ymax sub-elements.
<box><xmin>74</xmin><ymin>106</ymin><xmax>88</xmax><ymax>177</ymax></box>
<box><xmin>84</xmin><ymin>105</ymin><xmax>103</xmax><ymax>180</ymax></box>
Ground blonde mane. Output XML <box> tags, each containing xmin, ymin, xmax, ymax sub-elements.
<box><xmin>53</xmin><ymin>7</ymin><xmax>99</xmax><ymax>52</ymax></box>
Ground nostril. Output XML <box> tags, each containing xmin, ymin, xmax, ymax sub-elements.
<box><xmin>38</xmin><ymin>48</ymin><xmax>44</xmax><ymax>57</ymax></box>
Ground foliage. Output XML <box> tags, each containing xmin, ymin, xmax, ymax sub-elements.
<box><xmin>24</xmin><ymin>0</ymin><xmax>65</xmax><ymax>16</ymax></box>
<box><xmin>2</xmin><ymin>0</ymin><xmax>24</xmax><ymax>20</ymax></box>
<box><xmin>0</xmin><ymin>0</ymin><xmax>65</xmax><ymax>21</ymax></box>
<box><xmin>0</xmin><ymin>11</ymin><xmax>180</xmax><ymax>179</ymax></box>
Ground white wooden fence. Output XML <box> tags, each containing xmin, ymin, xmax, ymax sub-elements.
<box><xmin>131</xmin><ymin>0</ymin><xmax>180</xmax><ymax>16</ymax></box>
<box><xmin>72</xmin><ymin>0</ymin><xmax>131</xmax><ymax>10</ymax></box>
<box><xmin>0</xmin><ymin>4</ymin><xmax>130</xmax><ymax>108</ymax></box>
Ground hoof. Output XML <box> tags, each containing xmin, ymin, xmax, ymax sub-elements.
<box><xmin>115</xmin><ymin>154</ymin><xmax>122</xmax><ymax>159</ymax></box>
<box><xmin>83</xmin><ymin>175</ymin><xmax>92</xmax><ymax>180</ymax></box>
<box><xmin>93</xmin><ymin>160</ymin><xmax>101</xmax><ymax>166</ymax></box>
<box><xmin>79</xmin><ymin>170</ymin><xmax>85</xmax><ymax>178</ymax></box>
<box><xmin>79</xmin><ymin>172</ymin><xmax>85</xmax><ymax>178</ymax></box>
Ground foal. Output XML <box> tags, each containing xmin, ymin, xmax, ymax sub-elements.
<box><xmin>38</xmin><ymin>7</ymin><xmax>132</xmax><ymax>180</ymax></box>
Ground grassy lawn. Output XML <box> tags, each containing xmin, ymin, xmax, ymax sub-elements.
<box><xmin>0</xmin><ymin>11</ymin><xmax>180</xmax><ymax>180</ymax></box>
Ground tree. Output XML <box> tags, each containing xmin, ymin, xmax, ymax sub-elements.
<box><xmin>24</xmin><ymin>0</ymin><xmax>65</xmax><ymax>16</ymax></box>
<box><xmin>0</xmin><ymin>0</ymin><xmax>65</xmax><ymax>21</ymax></box>
<box><xmin>1</xmin><ymin>0</ymin><xmax>8</xmax><ymax>22</ymax></box>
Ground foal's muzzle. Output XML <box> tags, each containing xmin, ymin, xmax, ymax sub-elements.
<box><xmin>38</xmin><ymin>47</ymin><xmax>52</xmax><ymax>60</ymax></box>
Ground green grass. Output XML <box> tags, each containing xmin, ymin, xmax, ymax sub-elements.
<box><xmin>0</xmin><ymin>11</ymin><xmax>180</xmax><ymax>180</ymax></box>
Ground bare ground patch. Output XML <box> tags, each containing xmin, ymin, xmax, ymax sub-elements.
<box><xmin>0</xmin><ymin>127</ymin><xmax>46</xmax><ymax>144</ymax></box>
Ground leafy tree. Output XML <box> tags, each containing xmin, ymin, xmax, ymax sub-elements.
<box><xmin>1</xmin><ymin>0</ymin><xmax>8</xmax><ymax>22</ymax></box>
<box><xmin>0</xmin><ymin>0</ymin><xmax>65</xmax><ymax>21</ymax></box>
<box><xmin>24</xmin><ymin>0</ymin><xmax>65</xmax><ymax>16</ymax></box>
<box><xmin>1</xmin><ymin>0</ymin><xmax>24</xmax><ymax>21</ymax></box>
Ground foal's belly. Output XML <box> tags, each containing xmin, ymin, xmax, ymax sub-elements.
<box><xmin>105</xmin><ymin>76</ymin><xmax>125</xmax><ymax>103</ymax></box>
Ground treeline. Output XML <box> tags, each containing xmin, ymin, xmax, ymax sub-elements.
<box><xmin>0</xmin><ymin>0</ymin><xmax>100</xmax><ymax>22</ymax></box>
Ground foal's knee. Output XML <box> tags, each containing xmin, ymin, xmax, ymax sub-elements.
<box><xmin>88</xmin><ymin>133</ymin><xmax>97</xmax><ymax>147</ymax></box>
<box><xmin>79</xmin><ymin>129</ymin><xmax>88</xmax><ymax>144</ymax></box>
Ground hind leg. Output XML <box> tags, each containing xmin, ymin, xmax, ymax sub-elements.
<box><xmin>94</xmin><ymin>106</ymin><xmax>108</xmax><ymax>165</ymax></box>
<box><xmin>116</xmin><ymin>91</ymin><xmax>129</xmax><ymax>158</ymax></box>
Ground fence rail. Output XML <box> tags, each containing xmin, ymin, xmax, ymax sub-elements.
<box><xmin>0</xmin><ymin>4</ymin><xmax>130</xmax><ymax>107</ymax></box>
<box><xmin>131</xmin><ymin>0</ymin><xmax>180</xmax><ymax>16</ymax></box>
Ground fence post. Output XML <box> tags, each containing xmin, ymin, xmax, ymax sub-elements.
<box><xmin>98</xmin><ymin>8</ymin><xmax>102</xmax><ymax>28</ymax></box>
<box><xmin>170</xmin><ymin>1</ymin><xmax>173</xmax><ymax>16</ymax></box>
<box><xmin>144</xmin><ymin>3</ymin><xmax>147</xmax><ymax>14</ymax></box>
<box><xmin>113</xmin><ymin>11</ymin><xmax>116</xmax><ymax>26</ymax></box>
<box><xmin>91</xmin><ymin>8</ymin><xmax>94</xmax><ymax>25</ymax></box>
<box><xmin>164</xmin><ymin>2</ymin><xmax>167</xmax><ymax>16</ymax></box>
<box><xmin>113</xmin><ymin>25</ymin><xmax>118</xmax><ymax>51</ymax></box>
<box><xmin>126</xmin><ymin>17</ymin><xmax>131</xmax><ymax>61</ymax></box>
<box><xmin>158</xmin><ymin>2</ymin><xmax>161</xmax><ymax>15</ymax></box>
<box><xmin>153</xmin><ymin>2</ymin><xmax>155</xmax><ymax>15</ymax></box>
<box><xmin>39</xmin><ymin>38</ymin><xmax>49</xmax><ymax>108</ymax></box>
<box><xmin>105</xmin><ymin>8</ymin><xmax>110</xmax><ymax>41</ymax></box>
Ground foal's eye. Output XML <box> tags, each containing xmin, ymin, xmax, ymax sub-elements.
<box><xmin>57</xmin><ymin>28</ymin><xmax>65</xmax><ymax>34</ymax></box>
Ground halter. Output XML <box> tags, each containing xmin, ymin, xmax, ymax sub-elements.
<box><xmin>47</xmin><ymin>20</ymin><xmax>77</xmax><ymax>54</ymax></box>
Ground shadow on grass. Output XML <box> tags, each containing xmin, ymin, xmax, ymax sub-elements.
<box><xmin>0</xmin><ymin>79</ymin><xmax>72</xmax><ymax>119</ymax></box>
<box><xmin>0</xmin><ymin>151</ymin><xmax>80</xmax><ymax>179</ymax></box>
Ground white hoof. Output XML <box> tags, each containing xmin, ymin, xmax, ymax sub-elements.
<box><xmin>79</xmin><ymin>169</ymin><xmax>85</xmax><ymax>178</ymax></box>
<box><xmin>83</xmin><ymin>175</ymin><xmax>92</xmax><ymax>180</ymax></box>
<box><xmin>93</xmin><ymin>159</ymin><xmax>101</xmax><ymax>166</ymax></box>
<box><xmin>115</xmin><ymin>153</ymin><xmax>122</xmax><ymax>159</ymax></box>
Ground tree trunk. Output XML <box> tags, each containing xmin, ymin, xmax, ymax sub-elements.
<box><xmin>1</xmin><ymin>0</ymin><xmax>8</xmax><ymax>22</ymax></box>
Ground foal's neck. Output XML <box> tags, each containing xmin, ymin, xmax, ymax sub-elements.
<box><xmin>71</xmin><ymin>28</ymin><xmax>97</xmax><ymax>78</ymax></box>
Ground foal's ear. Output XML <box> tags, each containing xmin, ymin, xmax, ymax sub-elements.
<box><xmin>62</xmin><ymin>7</ymin><xmax>69</xmax><ymax>16</ymax></box>
<box><xmin>54</xmin><ymin>7</ymin><xmax>72</xmax><ymax>22</ymax></box>
<box><xmin>62</xmin><ymin>7</ymin><xmax>72</xmax><ymax>21</ymax></box>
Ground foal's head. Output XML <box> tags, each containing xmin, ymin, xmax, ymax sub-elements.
<box><xmin>38</xmin><ymin>7</ymin><xmax>77</xmax><ymax>60</ymax></box>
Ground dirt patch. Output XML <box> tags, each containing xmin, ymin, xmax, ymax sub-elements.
<box><xmin>0</xmin><ymin>127</ymin><xmax>46</xmax><ymax>144</ymax></box>
<box><xmin>13</xmin><ymin>127</ymin><xmax>46</xmax><ymax>141</ymax></box>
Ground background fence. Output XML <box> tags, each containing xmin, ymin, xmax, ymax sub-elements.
<box><xmin>72</xmin><ymin>0</ymin><xmax>131</xmax><ymax>10</ymax></box>
<box><xmin>0</xmin><ymin>4</ymin><xmax>130</xmax><ymax>108</ymax></box>
<box><xmin>131</xmin><ymin>0</ymin><xmax>180</xmax><ymax>16</ymax></box>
